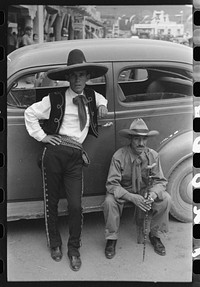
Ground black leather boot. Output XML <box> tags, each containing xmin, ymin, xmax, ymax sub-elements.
<box><xmin>149</xmin><ymin>232</ymin><xmax>166</xmax><ymax>256</ymax></box>
<box><xmin>105</xmin><ymin>239</ymin><xmax>117</xmax><ymax>259</ymax></box>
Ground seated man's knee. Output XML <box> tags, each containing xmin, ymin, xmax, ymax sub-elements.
<box><xmin>161</xmin><ymin>192</ymin><xmax>171</xmax><ymax>210</ymax></box>
<box><xmin>164</xmin><ymin>192</ymin><xmax>171</xmax><ymax>203</ymax></box>
<box><xmin>103</xmin><ymin>194</ymin><xmax>117</xmax><ymax>209</ymax></box>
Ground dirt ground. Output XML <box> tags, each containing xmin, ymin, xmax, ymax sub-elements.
<box><xmin>7</xmin><ymin>208</ymin><xmax>192</xmax><ymax>282</ymax></box>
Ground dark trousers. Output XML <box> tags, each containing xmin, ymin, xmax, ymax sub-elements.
<box><xmin>41</xmin><ymin>144</ymin><xmax>83</xmax><ymax>257</ymax></box>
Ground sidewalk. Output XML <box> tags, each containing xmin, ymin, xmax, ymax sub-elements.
<box><xmin>7</xmin><ymin>208</ymin><xmax>192</xmax><ymax>282</ymax></box>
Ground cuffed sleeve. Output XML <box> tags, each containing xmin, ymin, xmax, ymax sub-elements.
<box><xmin>94</xmin><ymin>91</ymin><xmax>108</xmax><ymax>108</ymax></box>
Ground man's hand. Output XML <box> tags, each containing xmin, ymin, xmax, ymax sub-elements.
<box><xmin>98</xmin><ymin>105</ymin><xmax>108</xmax><ymax>118</ymax></box>
<box><xmin>144</xmin><ymin>192</ymin><xmax>157</xmax><ymax>205</ymax></box>
<box><xmin>130</xmin><ymin>194</ymin><xmax>152</xmax><ymax>212</ymax></box>
<box><xmin>41</xmin><ymin>135</ymin><xmax>62</xmax><ymax>146</ymax></box>
<box><xmin>148</xmin><ymin>191</ymin><xmax>157</xmax><ymax>201</ymax></box>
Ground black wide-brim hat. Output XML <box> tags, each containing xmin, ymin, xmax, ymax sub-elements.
<box><xmin>119</xmin><ymin>118</ymin><xmax>159</xmax><ymax>138</ymax></box>
<box><xmin>47</xmin><ymin>49</ymin><xmax>108</xmax><ymax>81</ymax></box>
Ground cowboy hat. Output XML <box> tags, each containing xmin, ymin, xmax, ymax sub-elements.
<box><xmin>119</xmin><ymin>118</ymin><xmax>159</xmax><ymax>138</ymax></box>
<box><xmin>47</xmin><ymin>49</ymin><xmax>108</xmax><ymax>81</ymax></box>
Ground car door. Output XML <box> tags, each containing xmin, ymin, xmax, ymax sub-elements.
<box><xmin>82</xmin><ymin>63</ymin><xmax>115</xmax><ymax>196</ymax></box>
<box><xmin>7</xmin><ymin>71</ymin><xmax>44</xmax><ymax>202</ymax></box>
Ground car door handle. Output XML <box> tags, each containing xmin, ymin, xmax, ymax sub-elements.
<box><xmin>98</xmin><ymin>122</ymin><xmax>113</xmax><ymax>127</ymax></box>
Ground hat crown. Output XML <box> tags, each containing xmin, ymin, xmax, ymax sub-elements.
<box><xmin>118</xmin><ymin>118</ymin><xmax>159</xmax><ymax>138</ymax></box>
<box><xmin>67</xmin><ymin>49</ymin><xmax>87</xmax><ymax>66</ymax></box>
<box><xmin>129</xmin><ymin>118</ymin><xmax>149</xmax><ymax>132</ymax></box>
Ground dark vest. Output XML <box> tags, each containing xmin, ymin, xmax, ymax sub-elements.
<box><xmin>42</xmin><ymin>87</ymin><xmax>98</xmax><ymax>138</ymax></box>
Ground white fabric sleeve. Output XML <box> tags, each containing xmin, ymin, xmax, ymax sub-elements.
<box><xmin>94</xmin><ymin>91</ymin><xmax>108</xmax><ymax>107</ymax></box>
<box><xmin>24</xmin><ymin>95</ymin><xmax>51</xmax><ymax>142</ymax></box>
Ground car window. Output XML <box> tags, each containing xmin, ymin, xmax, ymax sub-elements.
<box><xmin>7</xmin><ymin>72</ymin><xmax>60</xmax><ymax>108</ymax></box>
<box><xmin>8</xmin><ymin>72</ymin><xmax>107</xmax><ymax>108</ymax></box>
<box><xmin>119</xmin><ymin>68</ymin><xmax>148</xmax><ymax>82</ymax></box>
<box><xmin>87</xmin><ymin>75</ymin><xmax>105</xmax><ymax>84</ymax></box>
<box><xmin>118</xmin><ymin>66</ymin><xmax>192</xmax><ymax>103</ymax></box>
<box><xmin>8</xmin><ymin>74</ymin><xmax>37</xmax><ymax>108</ymax></box>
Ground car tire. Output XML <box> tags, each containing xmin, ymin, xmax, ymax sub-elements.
<box><xmin>167</xmin><ymin>157</ymin><xmax>193</xmax><ymax>223</ymax></box>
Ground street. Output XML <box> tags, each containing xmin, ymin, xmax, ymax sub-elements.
<box><xmin>7</xmin><ymin>208</ymin><xmax>192</xmax><ymax>282</ymax></box>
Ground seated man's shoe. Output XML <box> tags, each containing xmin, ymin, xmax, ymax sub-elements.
<box><xmin>105</xmin><ymin>239</ymin><xmax>117</xmax><ymax>259</ymax></box>
<box><xmin>69</xmin><ymin>256</ymin><xmax>82</xmax><ymax>271</ymax></box>
<box><xmin>149</xmin><ymin>232</ymin><xmax>166</xmax><ymax>256</ymax></box>
<box><xmin>50</xmin><ymin>246</ymin><xmax>62</xmax><ymax>262</ymax></box>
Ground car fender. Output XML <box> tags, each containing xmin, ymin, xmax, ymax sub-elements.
<box><xmin>158</xmin><ymin>130</ymin><xmax>193</xmax><ymax>179</ymax></box>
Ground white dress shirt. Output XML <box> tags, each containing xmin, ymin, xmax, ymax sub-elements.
<box><xmin>24</xmin><ymin>87</ymin><xmax>107</xmax><ymax>144</ymax></box>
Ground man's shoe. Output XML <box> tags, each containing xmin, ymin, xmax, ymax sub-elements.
<box><xmin>69</xmin><ymin>256</ymin><xmax>82</xmax><ymax>271</ymax></box>
<box><xmin>105</xmin><ymin>240</ymin><xmax>117</xmax><ymax>259</ymax></box>
<box><xmin>50</xmin><ymin>246</ymin><xmax>62</xmax><ymax>262</ymax></box>
<box><xmin>149</xmin><ymin>232</ymin><xmax>166</xmax><ymax>256</ymax></box>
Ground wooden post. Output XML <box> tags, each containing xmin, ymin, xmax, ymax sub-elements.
<box><xmin>54</xmin><ymin>12</ymin><xmax>65</xmax><ymax>41</ymax></box>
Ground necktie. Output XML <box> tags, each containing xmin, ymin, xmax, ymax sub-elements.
<box><xmin>132</xmin><ymin>155</ymin><xmax>145</xmax><ymax>227</ymax></box>
<box><xmin>73</xmin><ymin>94</ymin><xmax>89</xmax><ymax>131</ymax></box>
<box><xmin>132</xmin><ymin>156</ymin><xmax>142</xmax><ymax>194</ymax></box>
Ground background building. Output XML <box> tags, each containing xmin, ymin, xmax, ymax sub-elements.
<box><xmin>7</xmin><ymin>5</ymin><xmax>193</xmax><ymax>53</ymax></box>
<box><xmin>133</xmin><ymin>10</ymin><xmax>184</xmax><ymax>39</ymax></box>
<box><xmin>8</xmin><ymin>5</ymin><xmax>106</xmax><ymax>48</ymax></box>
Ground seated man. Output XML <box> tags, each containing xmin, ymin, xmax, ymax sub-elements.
<box><xmin>103</xmin><ymin>118</ymin><xmax>171</xmax><ymax>259</ymax></box>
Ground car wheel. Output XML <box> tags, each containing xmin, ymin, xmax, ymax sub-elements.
<box><xmin>167</xmin><ymin>157</ymin><xmax>193</xmax><ymax>223</ymax></box>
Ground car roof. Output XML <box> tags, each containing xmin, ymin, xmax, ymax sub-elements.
<box><xmin>7</xmin><ymin>38</ymin><xmax>192</xmax><ymax>78</ymax></box>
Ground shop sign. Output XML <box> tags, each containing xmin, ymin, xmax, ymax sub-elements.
<box><xmin>73</xmin><ymin>15</ymin><xmax>84</xmax><ymax>31</ymax></box>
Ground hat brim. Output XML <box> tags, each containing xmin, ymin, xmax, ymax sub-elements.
<box><xmin>119</xmin><ymin>129</ymin><xmax>159</xmax><ymax>138</ymax></box>
<box><xmin>47</xmin><ymin>63</ymin><xmax>108</xmax><ymax>81</ymax></box>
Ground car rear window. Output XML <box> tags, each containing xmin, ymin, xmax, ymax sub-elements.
<box><xmin>118</xmin><ymin>66</ymin><xmax>192</xmax><ymax>103</ymax></box>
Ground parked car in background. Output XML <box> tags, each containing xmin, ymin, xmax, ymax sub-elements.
<box><xmin>7</xmin><ymin>38</ymin><xmax>193</xmax><ymax>222</ymax></box>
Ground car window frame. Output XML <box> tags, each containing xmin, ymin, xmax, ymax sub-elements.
<box><xmin>113</xmin><ymin>61</ymin><xmax>193</xmax><ymax>111</ymax></box>
<box><xmin>7</xmin><ymin>62</ymin><xmax>114</xmax><ymax>111</ymax></box>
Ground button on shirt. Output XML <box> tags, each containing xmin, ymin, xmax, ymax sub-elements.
<box><xmin>106</xmin><ymin>145</ymin><xmax>167</xmax><ymax>200</ymax></box>
<box><xmin>24</xmin><ymin>87</ymin><xmax>107</xmax><ymax>144</ymax></box>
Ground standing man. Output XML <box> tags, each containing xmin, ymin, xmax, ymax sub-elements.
<box><xmin>21</xmin><ymin>26</ymin><xmax>33</xmax><ymax>46</ymax></box>
<box><xmin>24</xmin><ymin>49</ymin><xmax>108</xmax><ymax>271</ymax></box>
<box><xmin>103</xmin><ymin>118</ymin><xmax>171</xmax><ymax>259</ymax></box>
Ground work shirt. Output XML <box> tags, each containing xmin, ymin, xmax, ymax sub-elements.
<box><xmin>24</xmin><ymin>87</ymin><xmax>107</xmax><ymax>144</ymax></box>
<box><xmin>106</xmin><ymin>145</ymin><xmax>167</xmax><ymax>201</ymax></box>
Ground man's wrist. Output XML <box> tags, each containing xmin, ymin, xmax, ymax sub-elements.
<box><xmin>121</xmin><ymin>192</ymin><xmax>132</xmax><ymax>202</ymax></box>
<box><xmin>149</xmin><ymin>191</ymin><xmax>157</xmax><ymax>200</ymax></box>
<box><xmin>98</xmin><ymin>105</ymin><xmax>106</xmax><ymax>109</ymax></box>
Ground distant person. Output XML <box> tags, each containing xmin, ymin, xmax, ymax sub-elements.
<box><xmin>188</xmin><ymin>37</ymin><xmax>193</xmax><ymax>47</ymax></box>
<box><xmin>20</xmin><ymin>26</ymin><xmax>33</xmax><ymax>47</ymax></box>
<box><xmin>49</xmin><ymin>33</ymin><xmax>54</xmax><ymax>42</ymax></box>
<box><xmin>12</xmin><ymin>32</ymin><xmax>18</xmax><ymax>47</ymax></box>
<box><xmin>44</xmin><ymin>32</ymin><xmax>48</xmax><ymax>42</ymax></box>
<box><xmin>7</xmin><ymin>27</ymin><xmax>17</xmax><ymax>54</ymax></box>
<box><xmin>33</xmin><ymin>33</ymin><xmax>39</xmax><ymax>44</ymax></box>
